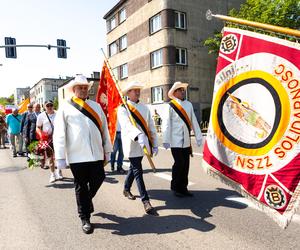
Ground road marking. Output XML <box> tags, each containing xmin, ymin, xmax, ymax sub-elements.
<box><xmin>226</xmin><ymin>196</ymin><xmax>300</xmax><ymax>224</ymax></box>
<box><xmin>154</xmin><ymin>172</ymin><xmax>195</xmax><ymax>186</ymax></box>
<box><xmin>158</xmin><ymin>147</ymin><xmax>203</xmax><ymax>156</ymax></box>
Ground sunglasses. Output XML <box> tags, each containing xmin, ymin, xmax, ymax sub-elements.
<box><xmin>46</xmin><ymin>104</ymin><xmax>53</xmax><ymax>107</ymax></box>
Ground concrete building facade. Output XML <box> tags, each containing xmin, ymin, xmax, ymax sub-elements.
<box><xmin>104</xmin><ymin>0</ymin><xmax>244</xmax><ymax>122</ymax></box>
<box><xmin>29</xmin><ymin>78</ymin><xmax>65</xmax><ymax>106</ymax></box>
<box><xmin>14</xmin><ymin>87</ymin><xmax>30</xmax><ymax>105</ymax></box>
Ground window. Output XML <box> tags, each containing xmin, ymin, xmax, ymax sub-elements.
<box><xmin>176</xmin><ymin>48</ymin><xmax>187</xmax><ymax>65</ymax></box>
<box><xmin>175</xmin><ymin>11</ymin><xmax>186</xmax><ymax>29</ymax></box>
<box><xmin>119</xmin><ymin>8</ymin><xmax>126</xmax><ymax>23</ymax></box>
<box><xmin>112</xmin><ymin>67</ymin><xmax>119</xmax><ymax>80</ymax></box>
<box><xmin>150</xmin><ymin>14</ymin><xmax>161</xmax><ymax>34</ymax></box>
<box><xmin>152</xmin><ymin>86</ymin><xmax>163</xmax><ymax>103</ymax></box>
<box><xmin>109</xmin><ymin>42</ymin><xmax>118</xmax><ymax>56</ymax></box>
<box><xmin>52</xmin><ymin>84</ymin><xmax>58</xmax><ymax>92</ymax></box>
<box><xmin>120</xmin><ymin>64</ymin><xmax>128</xmax><ymax>79</ymax></box>
<box><xmin>119</xmin><ymin>35</ymin><xmax>127</xmax><ymax>51</ymax></box>
<box><xmin>151</xmin><ymin>49</ymin><xmax>163</xmax><ymax>69</ymax></box>
<box><xmin>107</xmin><ymin>16</ymin><xmax>116</xmax><ymax>32</ymax></box>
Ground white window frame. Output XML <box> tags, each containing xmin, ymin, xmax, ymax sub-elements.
<box><xmin>119</xmin><ymin>8</ymin><xmax>126</xmax><ymax>23</ymax></box>
<box><xmin>176</xmin><ymin>48</ymin><xmax>187</xmax><ymax>65</ymax></box>
<box><xmin>112</xmin><ymin>67</ymin><xmax>119</xmax><ymax>80</ymax></box>
<box><xmin>175</xmin><ymin>11</ymin><xmax>186</xmax><ymax>29</ymax></box>
<box><xmin>151</xmin><ymin>49</ymin><xmax>163</xmax><ymax>69</ymax></box>
<box><xmin>109</xmin><ymin>41</ymin><xmax>118</xmax><ymax>56</ymax></box>
<box><xmin>120</xmin><ymin>64</ymin><xmax>128</xmax><ymax>79</ymax></box>
<box><xmin>150</xmin><ymin>13</ymin><xmax>161</xmax><ymax>34</ymax></box>
<box><xmin>152</xmin><ymin>86</ymin><xmax>163</xmax><ymax>103</ymax></box>
<box><xmin>108</xmin><ymin>16</ymin><xmax>116</xmax><ymax>32</ymax></box>
<box><xmin>119</xmin><ymin>35</ymin><xmax>127</xmax><ymax>51</ymax></box>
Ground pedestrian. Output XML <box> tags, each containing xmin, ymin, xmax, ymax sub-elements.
<box><xmin>23</xmin><ymin>103</ymin><xmax>41</xmax><ymax>161</ymax></box>
<box><xmin>110</xmin><ymin>119</ymin><xmax>125</xmax><ymax>174</ymax></box>
<box><xmin>152</xmin><ymin>109</ymin><xmax>162</xmax><ymax>132</ymax></box>
<box><xmin>162</xmin><ymin>81</ymin><xmax>203</xmax><ymax>197</ymax></box>
<box><xmin>53</xmin><ymin>75</ymin><xmax>112</xmax><ymax>234</ymax></box>
<box><xmin>118</xmin><ymin>81</ymin><xmax>158</xmax><ymax>214</ymax></box>
<box><xmin>6</xmin><ymin>108</ymin><xmax>23</xmax><ymax>157</ymax></box>
<box><xmin>20</xmin><ymin>103</ymin><xmax>33</xmax><ymax>155</ymax></box>
<box><xmin>36</xmin><ymin>100</ymin><xmax>62</xmax><ymax>183</ymax></box>
<box><xmin>0</xmin><ymin>115</ymin><xmax>7</xmax><ymax>149</ymax></box>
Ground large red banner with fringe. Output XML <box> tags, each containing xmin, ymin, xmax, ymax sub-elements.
<box><xmin>203</xmin><ymin>27</ymin><xmax>300</xmax><ymax>228</ymax></box>
<box><xmin>96</xmin><ymin>61</ymin><xmax>122</xmax><ymax>144</ymax></box>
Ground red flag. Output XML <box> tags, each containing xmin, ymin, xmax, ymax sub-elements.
<box><xmin>96</xmin><ymin>61</ymin><xmax>122</xmax><ymax>144</ymax></box>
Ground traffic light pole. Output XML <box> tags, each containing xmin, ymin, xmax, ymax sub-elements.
<box><xmin>0</xmin><ymin>44</ymin><xmax>70</xmax><ymax>50</ymax></box>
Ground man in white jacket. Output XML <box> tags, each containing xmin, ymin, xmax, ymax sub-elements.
<box><xmin>53</xmin><ymin>75</ymin><xmax>112</xmax><ymax>234</ymax></box>
<box><xmin>162</xmin><ymin>81</ymin><xmax>203</xmax><ymax>197</ymax></box>
<box><xmin>118</xmin><ymin>82</ymin><xmax>158</xmax><ymax>214</ymax></box>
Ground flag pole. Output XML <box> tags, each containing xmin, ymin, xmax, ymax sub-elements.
<box><xmin>100</xmin><ymin>48</ymin><xmax>156</xmax><ymax>172</ymax></box>
<box><xmin>206</xmin><ymin>10</ymin><xmax>300</xmax><ymax>38</ymax></box>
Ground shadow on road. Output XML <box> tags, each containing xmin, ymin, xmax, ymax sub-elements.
<box><xmin>149</xmin><ymin>188</ymin><xmax>247</xmax><ymax>220</ymax></box>
<box><xmin>93</xmin><ymin>188</ymin><xmax>246</xmax><ymax>235</ymax></box>
<box><xmin>0</xmin><ymin>166</ymin><xmax>27</xmax><ymax>173</ymax></box>
<box><xmin>94</xmin><ymin>212</ymin><xmax>215</xmax><ymax>235</ymax></box>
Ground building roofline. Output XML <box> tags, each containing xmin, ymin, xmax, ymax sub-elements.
<box><xmin>30</xmin><ymin>78</ymin><xmax>65</xmax><ymax>91</ymax></box>
<box><xmin>103</xmin><ymin>0</ymin><xmax>127</xmax><ymax>19</ymax></box>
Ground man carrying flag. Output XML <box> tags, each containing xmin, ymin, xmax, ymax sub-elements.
<box><xmin>118</xmin><ymin>82</ymin><xmax>158</xmax><ymax>214</ymax></box>
<box><xmin>53</xmin><ymin>75</ymin><xmax>112</xmax><ymax>234</ymax></box>
<box><xmin>162</xmin><ymin>81</ymin><xmax>203</xmax><ymax>197</ymax></box>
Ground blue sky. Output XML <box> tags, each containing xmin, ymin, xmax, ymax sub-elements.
<box><xmin>0</xmin><ymin>0</ymin><xmax>119</xmax><ymax>97</ymax></box>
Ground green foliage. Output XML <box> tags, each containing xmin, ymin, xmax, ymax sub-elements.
<box><xmin>0</xmin><ymin>95</ymin><xmax>14</xmax><ymax>107</ymax></box>
<box><xmin>53</xmin><ymin>97</ymin><xmax>59</xmax><ymax>110</ymax></box>
<box><xmin>204</xmin><ymin>0</ymin><xmax>300</xmax><ymax>55</ymax></box>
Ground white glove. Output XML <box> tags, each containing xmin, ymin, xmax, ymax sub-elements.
<box><xmin>163</xmin><ymin>143</ymin><xmax>170</xmax><ymax>149</ymax></box>
<box><xmin>138</xmin><ymin>133</ymin><xmax>146</xmax><ymax>147</ymax></box>
<box><xmin>105</xmin><ymin>153</ymin><xmax>111</xmax><ymax>162</ymax></box>
<box><xmin>196</xmin><ymin>139</ymin><xmax>202</xmax><ymax>147</ymax></box>
<box><xmin>56</xmin><ymin>159</ymin><xmax>67</xmax><ymax>169</ymax></box>
<box><xmin>152</xmin><ymin>147</ymin><xmax>158</xmax><ymax>156</ymax></box>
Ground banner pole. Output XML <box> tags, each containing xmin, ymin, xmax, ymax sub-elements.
<box><xmin>100</xmin><ymin>48</ymin><xmax>156</xmax><ymax>172</ymax></box>
<box><xmin>206</xmin><ymin>10</ymin><xmax>300</xmax><ymax>38</ymax></box>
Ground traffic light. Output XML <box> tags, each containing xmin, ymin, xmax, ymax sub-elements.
<box><xmin>5</xmin><ymin>37</ymin><xmax>17</xmax><ymax>58</ymax></box>
<box><xmin>57</xmin><ymin>39</ymin><xmax>67</xmax><ymax>58</ymax></box>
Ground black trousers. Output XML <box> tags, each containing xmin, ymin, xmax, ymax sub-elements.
<box><xmin>171</xmin><ymin>147</ymin><xmax>191</xmax><ymax>193</ymax></box>
<box><xmin>70</xmin><ymin>160</ymin><xmax>105</xmax><ymax>220</ymax></box>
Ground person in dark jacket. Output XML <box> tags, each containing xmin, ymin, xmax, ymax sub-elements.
<box><xmin>20</xmin><ymin>103</ymin><xmax>33</xmax><ymax>155</ymax></box>
<box><xmin>23</xmin><ymin>103</ymin><xmax>41</xmax><ymax>160</ymax></box>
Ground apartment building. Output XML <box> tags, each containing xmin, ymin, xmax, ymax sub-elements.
<box><xmin>30</xmin><ymin>78</ymin><xmax>65</xmax><ymax>106</ymax></box>
<box><xmin>14</xmin><ymin>87</ymin><xmax>30</xmax><ymax>105</ymax></box>
<box><xmin>104</xmin><ymin>0</ymin><xmax>244</xmax><ymax>121</ymax></box>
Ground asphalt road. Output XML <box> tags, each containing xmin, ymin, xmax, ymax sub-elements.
<box><xmin>0</xmin><ymin>137</ymin><xmax>300</xmax><ymax>250</ymax></box>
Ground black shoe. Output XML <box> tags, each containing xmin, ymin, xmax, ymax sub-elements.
<box><xmin>143</xmin><ymin>200</ymin><xmax>154</xmax><ymax>214</ymax></box>
<box><xmin>173</xmin><ymin>191</ymin><xmax>185</xmax><ymax>197</ymax></box>
<box><xmin>111</xmin><ymin>166</ymin><xmax>115</xmax><ymax>172</ymax></box>
<box><xmin>81</xmin><ymin>219</ymin><xmax>93</xmax><ymax>234</ymax></box>
<box><xmin>13</xmin><ymin>154</ymin><xmax>17</xmax><ymax>158</ymax></box>
<box><xmin>123</xmin><ymin>190</ymin><xmax>136</xmax><ymax>200</ymax></box>
<box><xmin>117</xmin><ymin>167</ymin><xmax>126</xmax><ymax>174</ymax></box>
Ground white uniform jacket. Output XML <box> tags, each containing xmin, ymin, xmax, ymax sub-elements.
<box><xmin>53</xmin><ymin>99</ymin><xmax>112</xmax><ymax>164</ymax></box>
<box><xmin>117</xmin><ymin>100</ymin><xmax>158</xmax><ymax>158</ymax></box>
<box><xmin>162</xmin><ymin>98</ymin><xmax>203</xmax><ymax>148</ymax></box>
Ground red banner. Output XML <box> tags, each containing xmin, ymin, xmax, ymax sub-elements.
<box><xmin>96</xmin><ymin>61</ymin><xmax>122</xmax><ymax>144</ymax></box>
<box><xmin>203</xmin><ymin>27</ymin><xmax>300</xmax><ymax>228</ymax></box>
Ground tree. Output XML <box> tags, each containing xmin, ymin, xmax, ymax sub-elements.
<box><xmin>204</xmin><ymin>0</ymin><xmax>300</xmax><ymax>54</ymax></box>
